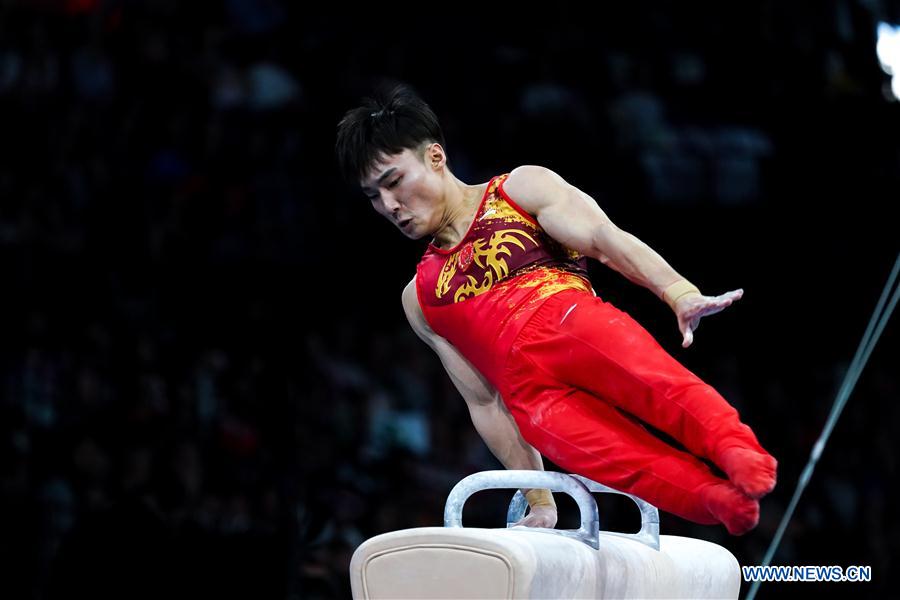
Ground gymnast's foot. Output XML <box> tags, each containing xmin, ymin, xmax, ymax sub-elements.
<box><xmin>718</xmin><ymin>446</ymin><xmax>778</xmax><ymax>499</ymax></box>
<box><xmin>700</xmin><ymin>482</ymin><xmax>760</xmax><ymax>536</ymax></box>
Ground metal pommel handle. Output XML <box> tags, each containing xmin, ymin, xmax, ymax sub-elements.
<box><xmin>506</xmin><ymin>473</ymin><xmax>660</xmax><ymax>550</ymax></box>
<box><xmin>443</xmin><ymin>470</ymin><xmax>601</xmax><ymax>550</ymax></box>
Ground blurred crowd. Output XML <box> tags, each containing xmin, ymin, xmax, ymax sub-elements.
<box><xmin>0</xmin><ymin>1</ymin><xmax>898</xmax><ymax>598</ymax></box>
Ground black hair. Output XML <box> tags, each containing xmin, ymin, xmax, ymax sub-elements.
<box><xmin>335</xmin><ymin>82</ymin><xmax>446</xmax><ymax>186</ymax></box>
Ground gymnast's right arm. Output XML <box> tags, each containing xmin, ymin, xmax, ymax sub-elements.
<box><xmin>401</xmin><ymin>279</ymin><xmax>556</xmax><ymax>518</ymax></box>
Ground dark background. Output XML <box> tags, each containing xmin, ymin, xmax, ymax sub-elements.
<box><xmin>0</xmin><ymin>1</ymin><xmax>898</xmax><ymax>598</ymax></box>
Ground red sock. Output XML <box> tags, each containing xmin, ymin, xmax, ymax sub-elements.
<box><xmin>700</xmin><ymin>481</ymin><xmax>760</xmax><ymax>536</ymax></box>
<box><xmin>718</xmin><ymin>446</ymin><xmax>778</xmax><ymax>499</ymax></box>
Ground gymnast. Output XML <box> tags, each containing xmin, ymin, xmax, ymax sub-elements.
<box><xmin>335</xmin><ymin>83</ymin><xmax>777</xmax><ymax>535</ymax></box>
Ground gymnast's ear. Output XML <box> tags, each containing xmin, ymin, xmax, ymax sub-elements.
<box><xmin>422</xmin><ymin>142</ymin><xmax>447</xmax><ymax>171</ymax></box>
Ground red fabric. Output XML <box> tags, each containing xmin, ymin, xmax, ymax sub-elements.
<box><xmin>500</xmin><ymin>288</ymin><xmax>767</xmax><ymax>524</ymax></box>
<box><xmin>415</xmin><ymin>173</ymin><xmax>773</xmax><ymax>527</ymax></box>
<box><xmin>416</xmin><ymin>173</ymin><xmax>592</xmax><ymax>389</ymax></box>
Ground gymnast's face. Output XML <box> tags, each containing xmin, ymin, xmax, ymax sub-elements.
<box><xmin>360</xmin><ymin>144</ymin><xmax>445</xmax><ymax>239</ymax></box>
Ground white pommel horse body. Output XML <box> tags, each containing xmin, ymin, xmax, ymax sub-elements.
<box><xmin>350</xmin><ymin>470</ymin><xmax>741</xmax><ymax>599</ymax></box>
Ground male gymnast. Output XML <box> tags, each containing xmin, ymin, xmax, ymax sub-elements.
<box><xmin>335</xmin><ymin>83</ymin><xmax>777</xmax><ymax>535</ymax></box>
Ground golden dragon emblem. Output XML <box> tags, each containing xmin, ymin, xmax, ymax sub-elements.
<box><xmin>435</xmin><ymin>229</ymin><xmax>538</xmax><ymax>302</ymax></box>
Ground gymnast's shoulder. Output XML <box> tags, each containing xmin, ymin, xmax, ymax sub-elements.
<box><xmin>502</xmin><ymin>165</ymin><xmax>581</xmax><ymax>216</ymax></box>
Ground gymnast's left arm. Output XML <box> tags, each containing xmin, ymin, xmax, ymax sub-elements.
<box><xmin>503</xmin><ymin>165</ymin><xmax>744</xmax><ymax>348</ymax></box>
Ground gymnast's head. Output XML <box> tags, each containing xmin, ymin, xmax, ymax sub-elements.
<box><xmin>335</xmin><ymin>82</ymin><xmax>460</xmax><ymax>239</ymax></box>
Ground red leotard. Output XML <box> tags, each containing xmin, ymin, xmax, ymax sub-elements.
<box><xmin>415</xmin><ymin>173</ymin><xmax>774</xmax><ymax>529</ymax></box>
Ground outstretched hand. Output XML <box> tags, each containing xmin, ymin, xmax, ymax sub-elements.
<box><xmin>511</xmin><ymin>505</ymin><xmax>558</xmax><ymax>529</ymax></box>
<box><xmin>676</xmin><ymin>288</ymin><xmax>743</xmax><ymax>348</ymax></box>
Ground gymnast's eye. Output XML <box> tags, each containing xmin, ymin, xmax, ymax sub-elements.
<box><xmin>388</xmin><ymin>177</ymin><xmax>401</xmax><ymax>188</ymax></box>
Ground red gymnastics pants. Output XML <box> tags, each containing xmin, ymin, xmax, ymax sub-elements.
<box><xmin>498</xmin><ymin>288</ymin><xmax>772</xmax><ymax>526</ymax></box>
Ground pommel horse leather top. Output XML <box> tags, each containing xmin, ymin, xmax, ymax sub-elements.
<box><xmin>350</xmin><ymin>470</ymin><xmax>741</xmax><ymax>599</ymax></box>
